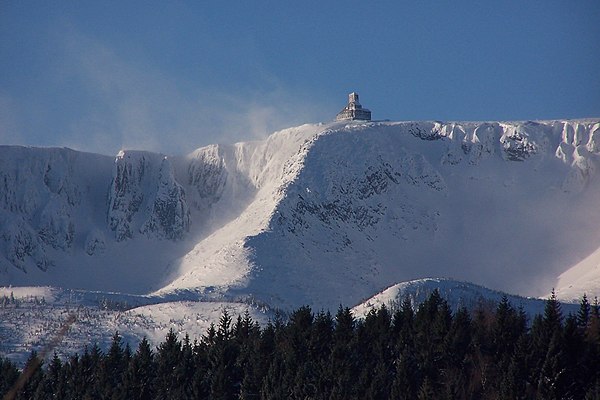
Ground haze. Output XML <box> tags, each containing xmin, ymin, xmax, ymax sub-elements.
<box><xmin>1</xmin><ymin>1</ymin><xmax>599</xmax><ymax>155</ymax></box>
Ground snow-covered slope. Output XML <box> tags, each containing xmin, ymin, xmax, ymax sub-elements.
<box><xmin>351</xmin><ymin>278</ymin><xmax>579</xmax><ymax>319</ymax></box>
<box><xmin>0</xmin><ymin>146</ymin><xmax>112</xmax><ymax>273</ymax></box>
<box><xmin>107</xmin><ymin>150</ymin><xmax>190</xmax><ymax>241</ymax></box>
<box><xmin>159</xmin><ymin>119</ymin><xmax>600</xmax><ymax>309</ymax></box>
<box><xmin>0</xmin><ymin>286</ymin><xmax>272</xmax><ymax>365</ymax></box>
<box><xmin>2</xmin><ymin>119</ymin><xmax>600</xmax><ymax>310</ymax></box>
<box><xmin>555</xmin><ymin>245</ymin><xmax>600</xmax><ymax>301</ymax></box>
<box><xmin>0</xmin><ymin>147</ymin><xmax>194</xmax><ymax>292</ymax></box>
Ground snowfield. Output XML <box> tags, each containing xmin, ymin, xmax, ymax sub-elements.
<box><xmin>1</xmin><ymin>118</ymin><xmax>600</xmax><ymax>361</ymax></box>
<box><xmin>0</xmin><ymin>286</ymin><xmax>272</xmax><ymax>365</ymax></box>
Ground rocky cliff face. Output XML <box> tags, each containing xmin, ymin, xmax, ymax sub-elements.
<box><xmin>0</xmin><ymin>147</ymin><xmax>112</xmax><ymax>272</ymax></box>
<box><xmin>140</xmin><ymin>157</ymin><xmax>190</xmax><ymax>240</ymax></box>
<box><xmin>232</xmin><ymin>120</ymin><xmax>600</xmax><ymax>308</ymax></box>
<box><xmin>107</xmin><ymin>151</ymin><xmax>190</xmax><ymax>241</ymax></box>
<box><xmin>184</xmin><ymin>145</ymin><xmax>228</xmax><ymax>212</ymax></box>
<box><xmin>272</xmin><ymin>120</ymin><xmax>600</xmax><ymax>245</ymax></box>
<box><xmin>0</xmin><ymin>147</ymin><xmax>194</xmax><ymax>276</ymax></box>
<box><xmin>1</xmin><ymin>120</ymin><xmax>600</xmax><ymax>309</ymax></box>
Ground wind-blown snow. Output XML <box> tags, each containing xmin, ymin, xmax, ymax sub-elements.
<box><xmin>2</xmin><ymin>119</ymin><xmax>600</xmax><ymax>311</ymax></box>
<box><xmin>158</xmin><ymin>119</ymin><xmax>600</xmax><ymax>309</ymax></box>
<box><xmin>2</xmin><ymin>118</ymin><xmax>600</xmax><ymax>362</ymax></box>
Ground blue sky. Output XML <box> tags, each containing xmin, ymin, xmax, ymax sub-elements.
<box><xmin>1</xmin><ymin>1</ymin><xmax>599</xmax><ymax>155</ymax></box>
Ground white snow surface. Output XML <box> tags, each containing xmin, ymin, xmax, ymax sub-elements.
<box><xmin>555</xmin><ymin>244</ymin><xmax>600</xmax><ymax>301</ymax></box>
<box><xmin>158</xmin><ymin>119</ymin><xmax>600</xmax><ymax>309</ymax></box>
<box><xmin>0</xmin><ymin>285</ymin><xmax>272</xmax><ymax>365</ymax></box>
<box><xmin>2</xmin><ymin>119</ymin><xmax>600</xmax><ymax>316</ymax></box>
<box><xmin>351</xmin><ymin>277</ymin><xmax>579</xmax><ymax>319</ymax></box>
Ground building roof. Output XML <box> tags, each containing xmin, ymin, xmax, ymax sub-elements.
<box><xmin>336</xmin><ymin>92</ymin><xmax>371</xmax><ymax>121</ymax></box>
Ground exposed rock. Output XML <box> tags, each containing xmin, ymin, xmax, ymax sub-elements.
<box><xmin>140</xmin><ymin>157</ymin><xmax>190</xmax><ymax>240</ymax></box>
<box><xmin>107</xmin><ymin>151</ymin><xmax>190</xmax><ymax>241</ymax></box>
<box><xmin>85</xmin><ymin>229</ymin><xmax>106</xmax><ymax>256</ymax></box>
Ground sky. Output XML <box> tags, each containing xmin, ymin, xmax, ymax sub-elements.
<box><xmin>1</xmin><ymin>1</ymin><xmax>599</xmax><ymax>155</ymax></box>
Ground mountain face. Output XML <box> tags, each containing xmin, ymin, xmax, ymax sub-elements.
<box><xmin>1</xmin><ymin>119</ymin><xmax>600</xmax><ymax>310</ymax></box>
<box><xmin>0</xmin><ymin>147</ymin><xmax>112</xmax><ymax>273</ymax></box>
<box><xmin>107</xmin><ymin>151</ymin><xmax>190</xmax><ymax>242</ymax></box>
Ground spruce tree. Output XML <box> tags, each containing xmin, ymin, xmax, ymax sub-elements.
<box><xmin>208</xmin><ymin>309</ymin><xmax>241</xmax><ymax>400</ymax></box>
<box><xmin>588</xmin><ymin>297</ymin><xmax>600</xmax><ymax>343</ymax></box>
<box><xmin>389</xmin><ymin>298</ymin><xmax>419</xmax><ymax>400</ymax></box>
<box><xmin>417</xmin><ymin>376</ymin><xmax>436</xmax><ymax>400</ymax></box>
<box><xmin>236</xmin><ymin>312</ymin><xmax>263</xmax><ymax>400</ymax></box>
<box><xmin>260</xmin><ymin>352</ymin><xmax>287</xmax><ymax>400</ymax></box>
<box><xmin>77</xmin><ymin>344</ymin><xmax>103</xmax><ymax>399</ymax></box>
<box><xmin>356</xmin><ymin>304</ymin><xmax>392</xmax><ymax>398</ymax></box>
<box><xmin>14</xmin><ymin>351</ymin><xmax>44</xmax><ymax>400</ymax></box>
<box><xmin>121</xmin><ymin>337</ymin><xmax>155</xmax><ymax>400</ymax></box>
<box><xmin>278</xmin><ymin>306</ymin><xmax>314</xmax><ymax>396</ymax></box>
<box><xmin>578</xmin><ymin>294</ymin><xmax>591</xmax><ymax>331</ymax></box>
<box><xmin>528</xmin><ymin>291</ymin><xmax>565</xmax><ymax>397</ymax></box>
<box><xmin>309</xmin><ymin>311</ymin><xmax>334</xmax><ymax>396</ymax></box>
<box><xmin>586</xmin><ymin>377</ymin><xmax>600</xmax><ymax>400</ymax></box>
<box><xmin>100</xmin><ymin>331</ymin><xmax>127</xmax><ymax>398</ymax></box>
<box><xmin>562</xmin><ymin>314</ymin><xmax>588</xmax><ymax>399</ymax></box>
<box><xmin>414</xmin><ymin>290</ymin><xmax>450</xmax><ymax>393</ymax></box>
<box><xmin>499</xmin><ymin>335</ymin><xmax>529</xmax><ymax>400</ymax></box>
<box><xmin>45</xmin><ymin>352</ymin><xmax>66</xmax><ymax>399</ymax></box>
<box><xmin>155</xmin><ymin>328</ymin><xmax>182</xmax><ymax>400</ymax></box>
<box><xmin>442</xmin><ymin>307</ymin><xmax>472</xmax><ymax>399</ymax></box>
<box><xmin>187</xmin><ymin>338</ymin><xmax>210</xmax><ymax>399</ymax></box>
<box><xmin>536</xmin><ymin>330</ymin><xmax>566</xmax><ymax>400</ymax></box>
<box><xmin>0</xmin><ymin>356</ymin><xmax>20</xmax><ymax>396</ymax></box>
<box><xmin>543</xmin><ymin>290</ymin><xmax>563</xmax><ymax>335</ymax></box>
<box><xmin>63</xmin><ymin>353</ymin><xmax>82</xmax><ymax>399</ymax></box>
<box><xmin>329</xmin><ymin>306</ymin><xmax>358</xmax><ymax>399</ymax></box>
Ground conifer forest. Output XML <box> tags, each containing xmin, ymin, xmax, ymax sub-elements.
<box><xmin>2</xmin><ymin>291</ymin><xmax>600</xmax><ymax>399</ymax></box>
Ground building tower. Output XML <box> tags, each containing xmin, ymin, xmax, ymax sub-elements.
<box><xmin>335</xmin><ymin>92</ymin><xmax>372</xmax><ymax>121</ymax></box>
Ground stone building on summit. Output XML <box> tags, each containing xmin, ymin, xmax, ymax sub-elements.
<box><xmin>336</xmin><ymin>92</ymin><xmax>372</xmax><ymax>121</ymax></box>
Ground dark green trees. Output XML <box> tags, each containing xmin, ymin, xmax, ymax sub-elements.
<box><xmin>2</xmin><ymin>293</ymin><xmax>600</xmax><ymax>400</ymax></box>
<box><xmin>0</xmin><ymin>356</ymin><xmax>19</xmax><ymax>395</ymax></box>
<box><xmin>122</xmin><ymin>337</ymin><xmax>156</xmax><ymax>400</ymax></box>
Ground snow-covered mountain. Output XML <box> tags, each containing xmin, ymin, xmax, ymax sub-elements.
<box><xmin>2</xmin><ymin>119</ymin><xmax>600</xmax><ymax>313</ymax></box>
<box><xmin>159</xmin><ymin>119</ymin><xmax>600</xmax><ymax>309</ymax></box>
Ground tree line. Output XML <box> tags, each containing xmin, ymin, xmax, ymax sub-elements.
<box><xmin>1</xmin><ymin>291</ymin><xmax>600</xmax><ymax>399</ymax></box>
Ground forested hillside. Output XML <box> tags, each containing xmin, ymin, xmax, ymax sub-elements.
<box><xmin>2</xmin><ymin>292</ymin><xmax>599</xmax><ymax>399</ymax></box>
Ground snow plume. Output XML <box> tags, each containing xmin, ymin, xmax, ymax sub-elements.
<box><xmin>27</xmin><ymin>28</ymin><xmax>329</xmax><ymax>156</ymax></box>
<box><xmin>3</xmin><ymin>117</ymin><xmax>600</xmax><ymax>308</ymax></box>
<box><xmin>212</xmin><ymin>90</ymin><xmax>330</xmax><ymax>144</ymax></box>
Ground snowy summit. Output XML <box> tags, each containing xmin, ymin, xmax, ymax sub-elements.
<box><xmin>2</xmin><ymin>118</ymin><xmax>600</xmax><ymax>309</ymax></box>
<box><xmin>2</xmin><ymin>117</ymin><xmax>600</xmax><ymax>361</ymax></box>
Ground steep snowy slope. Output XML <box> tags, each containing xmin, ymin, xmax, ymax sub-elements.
<box><xmin>160</xmin><ymin>124</ymin><xmax>328</xmax><ymax>295</ymax></box>
<box><xmin>2</xmin><ymin>119</ymin><xmax>600</xmax><ymax>310</ymax></box>
<box><xmin>159</xmin><ymin>120</ymin><xmax>600</xmax><ymax>309</ymax></box>
<box><xmin>108</xmin><ymin>150</ymin><xmax>190</xmax><ymax>241</ymax></box>
<box><xmin>555</xmin><ymin>245</ymin><xmax>600</xmax><ymax>301</ymax></box>
<box><xmin>0</xmin><ymin>146</ymin><xmax>112</xmax><ymax>273</ymax></box>
<box><xmin>0</xmin><ymin>147</ymin><xmax>194</xmax><ymax>292</ymax></box>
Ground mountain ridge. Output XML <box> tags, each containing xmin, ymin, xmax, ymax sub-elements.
<box><xmin>1</xmin><ymin>119</ymin><xmax>600</xmax><ymax>310</ymax></box>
